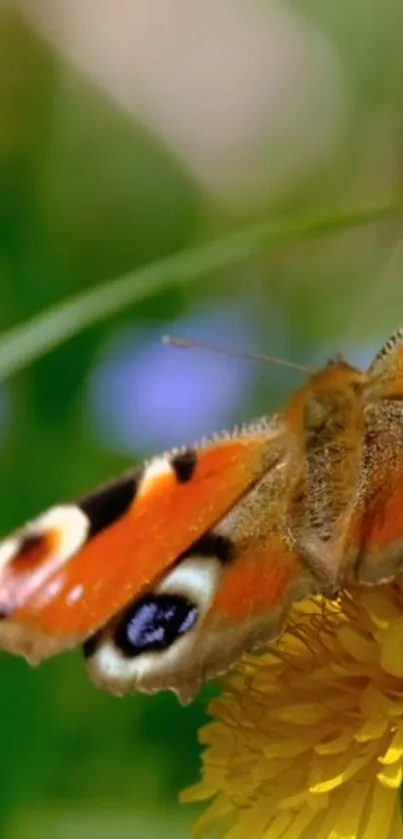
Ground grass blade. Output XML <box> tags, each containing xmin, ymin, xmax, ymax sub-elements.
<box><xmin>0</xmin><ymin>199</ymin><xmax>401</xmax><ymax>380</ymax></box>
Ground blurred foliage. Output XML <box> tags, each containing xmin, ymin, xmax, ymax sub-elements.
<box><xmin>1</xmin><ymin>4</ymin><xmax>403</xmax><ymax>838</ymax></box>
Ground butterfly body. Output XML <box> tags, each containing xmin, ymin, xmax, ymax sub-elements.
<box><xmin>0</xmin><ymin>330</ymin><xmax>403</xmax><ymax>702</ymax></box>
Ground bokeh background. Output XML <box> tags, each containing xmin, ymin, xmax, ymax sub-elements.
<box><xmin>1</xmin><ymin>1</ymin><xmax>403</xmax><ymax>837</ymax></box>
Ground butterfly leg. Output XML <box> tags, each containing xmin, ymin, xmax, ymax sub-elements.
<box><xmin>292</xmin><ymin>528</ymin><xmax>349</xmax><ymax>597</ymax></box>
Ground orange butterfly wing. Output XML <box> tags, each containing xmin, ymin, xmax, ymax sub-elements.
<box><xmin>0</xmin><ymin>426</ymin><xmax>287</xmax><ymax>655</ymax></box>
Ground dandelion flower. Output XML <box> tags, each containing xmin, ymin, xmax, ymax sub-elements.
<box><xmin>182</xmin><ymin>581</ymin><xmax>403</xmax><ymax>839</ymax></box>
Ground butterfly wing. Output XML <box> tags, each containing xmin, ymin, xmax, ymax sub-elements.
<box><xmin>0</xmin><ymin>418</ymin><xmax>303</xmax><ymax>694</ymax></box>
<box><xmin>354</xmin><ymin>407</ymin><xmax>403</xmax><ymax>585</ymax></box>
<box><xmin>353</xmin><ymin>329</ymin><xmax>403</xmax><ymax>585</ymax></box>
<box><xmin>84</xmin><ymin>434</ymin><xmax>315</xmax><ymax>703</ymax></box>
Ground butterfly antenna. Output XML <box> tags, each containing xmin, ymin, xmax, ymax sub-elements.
<box><xmin>163</xmin><ymin>334</ymin><xmax>313</xmax><ymax>375</ymax></box>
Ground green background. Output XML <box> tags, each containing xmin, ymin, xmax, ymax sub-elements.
<box><xmin>1</xmin><ymin>5</ymin><xmax>403</xmax><ymax>838</ymax></box>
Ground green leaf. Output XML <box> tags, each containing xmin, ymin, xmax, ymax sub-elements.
<box><xmin>0</xmin><ymin>199</ymin><xmax>401</xmax><ymax>380</ymax></box>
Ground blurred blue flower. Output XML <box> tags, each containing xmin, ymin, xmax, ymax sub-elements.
<box><xmin>87</xmin><ymin>302</ymin><xmax>286</xmax><ymax>454</ymax></box>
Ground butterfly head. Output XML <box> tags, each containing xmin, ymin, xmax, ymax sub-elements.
<box><xmin>286</xmin><ymin>358</ymin><xmax>366</xmax><ymax>437</ymax></box>
<box><xmin>286</xmin><ymin>327</ymin><xmax>403</xmax><ymax>438</ymax></box>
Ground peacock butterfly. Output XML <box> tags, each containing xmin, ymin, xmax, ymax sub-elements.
<box><xmin>0</xmin><ymin>329</ymin><xmax>402</xmax><ymax>703</ymax></box>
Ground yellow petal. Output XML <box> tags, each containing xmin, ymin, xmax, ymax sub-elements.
<box><xmin>315</xmin><ymin>788</ymin><xmax>349</xmax><ymax>839</ymax></box>
<box><xmin>361</xmin><ymin>687</ymin><xmax>403</xmax><ymax>718</ymax></box>
<box><xmin>337</xmin><ymin>626</ymin><xmax>378</xmax><ymax>662</ymax></box>
<box><xmin>360</xmin><ymin>781</ymin><xmax>398</xmax><ymax>839</ymax></box>
<box><xmin>386</xmin><ymin>799</ymin><xmax>403</xmax><ymax>839</ymax></box>
<box><xmin>306</xmin><ymin>791</ymin><xmax>330</xmax><ymax>811</ymax></box>
<box><xmin>250</xmin><ymin>674</ymin><xmax>284</xmax><ymax>694</ymax></box>
<box><xmin>230</xmin><ymin>774</ymin><xmax>260</xmax><ymax>796</ymax></box>
<box><xmin>262</xmin><ymin>811</ymin><xmax>292</xmax><ymax>839</ymax></box>
<box><xmin>225</xmin><ymin>675</ymin><xmax>248</xmax><ymax>692</ymax></box>
<box><xmin>191</xmin><ymin>793</ymin><xmax>234</xmax><ymax>838</ymax></box>
<box><xmin>379</xmin><ymin>622</ymin><xmax>403</xmax><ymax>678</ymax></box>
<box><xmin>280</xmin><ymin>803</ymin><xmax>318</xmax><ymax>839</ymax></box>
<box><xmin>354</xmin><ymin>717</ymin><xmax>388</xmax><ymax>743</ymax></box>
<box><xmin>199</xmin><ymin>722</ymin><xmax>234</xmax><ymax>747</ymax></box>
<box><xmin>278</xmin><ymin>790</ymin><xmax>310</xmax><ymax>810</ymax></box>
<box><xmin>316</xmin><ymin>783</ymin><xmax>369</xmax><ymax>839</ymax></box>
<box><xmin>378</xmin><ymin>725</ymin><xmax>403</xmax><ymax>765</ymax></box>
<box><xmin>280</xmin><ymin>787</ymin><xmax>328</xmax><ymax>812</ymax></box>
<box><xmin>271</xmin><ymin>703</ymin><xmax>329</xmax><ymax>725</ymax></box>
<box><xmin>328</xmin><ymin>662</ymin><xmax>376</xmax><ymax>678</ymax></box>
<box><xmin>252</xmin><ymin>758</ymin><xmax>290</xmax><ymax>782</ymax></box>
<box><xmin>363</xmin><ymin>590</ymin><xmax>401</xmax><ymax>629</ymax></box>
<box><xmin>224</xmin><ymin>795</ymin><xmax>271</xmax><ymax>839</ymax></box>
<box><xmin>315</xmin><ymin>728</ymin><xmax>354</xmax><ymax>755</ymax></box>
<box><xmin>377</xmin><ymin>761</ymin><xmax>403</xmax><ymax>789</ymax></box>
<box><xmin>264</xmin><ymin>739</ymin><xmax>314</xmax><ymax>759</ymax></box>
<box><xmin>180</xmin><ymin>784</ymin><xmax>217</xmax><ymax>803</ymax></box>
<box><xmin>195</xmin><ymin>765</ymin><xmax>228</xmax><ymax>788</ymax></box>
<box><xmin>325</xmin><ymin>694</ymin><xmax>362</xmax><ymax>713</ymax></box>
<box><xmin>309</xmin><ymin>747</ymin><xmax>377</xmax><ymax>794</ymax></box>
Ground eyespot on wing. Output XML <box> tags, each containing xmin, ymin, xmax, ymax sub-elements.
<box><xmin>0</xmin><ymin>427</ymin><xmax>285</xmax><ymax>659</ymax></box>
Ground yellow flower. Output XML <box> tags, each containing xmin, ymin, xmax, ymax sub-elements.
<box><xmin>182</xmin><ymin>582</ymin><xmax>403</xmax><ymax>839</ymax></box>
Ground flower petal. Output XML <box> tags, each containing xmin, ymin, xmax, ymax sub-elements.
<box><xmin>337</xmin><ymin>626</ymin><xmax>378</xmax><ymax>663</ymax></box>
<box><xmin>186</xmin><ymin>580</ymin><xmax>403</xmax><ymax>839</ymax></box>
<box><xmin>378</xmin><ymin>726</ymin><xmax>403</xmax><ymax>765</ymax></box>
<box><xmin>360</xmin><ymin>781</ymin><xmax>399</xmax><ymax>839</ymax></box>
<box><xmin>379</xmin><ymin>623</ymin><xmax>403</xmax><ymax>678</ymax></box>
<box><xmin>271</xmin><ymin>703</ymin><xmax>329</xmax><ymax>725</ymax></box>
<box><xmin>315</xmin><ymin>728</ymin><xmax>354</xmax><ymax>755</ymax></box>
<box><xmin>376</xmin><ymin>761</ymin><xmax>403</xmax><ymax>788</ymax></box>
<box><xmin>191</xmin><ymin>792</ymin><xmax>234</xmax><ymax>838</ymax></box>
<box><xmin>309</xmin><ymin>746</ymin><xmax>377</xmax><ymax>794</ymax></box>
<box><xmin>317</xmin><ymin>783</ymin><xmax>369</xmax><ymax>839</ymax></box>
<box><xmin>363</xmin><ymin>590</ymin><xmax>401</xmax><ymax>629</ymax></box>
<box><xmin>354</xmin><ymin>717</ymin><xmax>388</xmax><ymax>743</ymax></box>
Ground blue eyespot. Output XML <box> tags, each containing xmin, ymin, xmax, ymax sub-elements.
<box><xmin>114</xmin><ymin>594</ymin><xmax>199</xmax><ymax>657</ymax></box>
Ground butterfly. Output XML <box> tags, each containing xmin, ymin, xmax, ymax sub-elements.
<box><xmin>0</xmin><ymin>328</ymin><xmax>402</xmax><ymax>704</ymax></box>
